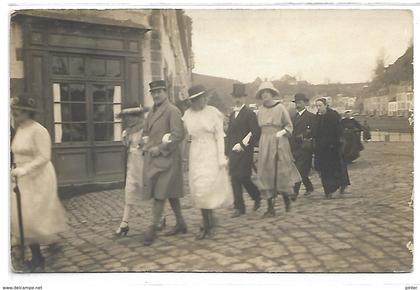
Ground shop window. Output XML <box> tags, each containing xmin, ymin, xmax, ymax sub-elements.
<box><xmin>53</xmin><ymin>83</ymin><xmax>88</xmax><ymax>143</ymax></box>
<box><xmin>52</xmin><ymin>55</ymin><xmax>85</xmax><ymax>76</ymax></box>
<box><xmin>91</xmin><ymin>58</ymin><xmax>121</xmax><ymax>77</ymax></box>
<box><xmin>92</xmin><ymin>84</ymin><xmax>122</xmax><ymax>141</ymax></box>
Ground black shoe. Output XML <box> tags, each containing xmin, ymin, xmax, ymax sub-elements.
<box><xmin>261</xmin><ymin>208</ymin><xmax>275</xmax><ymax>218</ymax></box>
<box><xmin>164</xmin><ymin>224</ymin><xmax>188</xmax><ymax>236</ymax></box>
<box><xmin>196</xmin><ymin>227</ymin><xmax>211</xmax><ymax>240</ymax></box>
<box><xmin>115</xmin><ymin>222</ymin><xmax>129</xmax><ymax>237</ymax></box>
<box><xmin>231</xmin><ymin>209</ymin><xmax>244</xmax><ymax>218</ymax></box>
<box><xmin>304</xmin><ymin>190</ymin><xmax>313</xmax><ymax>196</ymax></box>
<box><xmin>253</xmin><ymin>199</ymin><xmax>261</xmax><ymax>211</ymax></box>
<box><xmin>143</xmin><ymin>227</ymin><xmax>157</xmax><ymax>246</ymax></box>
<box><xmin>25</xmin><ymin>256</ymin><xmax>45</xmax><ymax>272</ymax></box>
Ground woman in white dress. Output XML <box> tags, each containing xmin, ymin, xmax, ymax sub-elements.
<box><xmin>114</xmin><ymin>105</ymin><xmax>149</xmax><ymax>236</ymax></box>
<box><xmin>11</xmin><ymin>95</ymin><xmax>67</xmax><ymax>271</ymax></box>
<box><xmin>182</xmin><ymin>85</ymin><xmax>233</xmax><ymax>240</ymax></box>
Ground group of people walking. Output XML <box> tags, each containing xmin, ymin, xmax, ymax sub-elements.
<box><xmin>10</xmin><ymin>79</ymin><xmax>352</xmax><ymax>271</ymax></box>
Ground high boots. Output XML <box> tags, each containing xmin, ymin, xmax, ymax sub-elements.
<box><xmin>281</xmin><ymin>192</ymin><xmax>291</xmax><ymax>212</ymax></box>
<box><xmin>196</xmin><ymin>209</ymin><xmax>213</xmax><ymax>240</ymax></box>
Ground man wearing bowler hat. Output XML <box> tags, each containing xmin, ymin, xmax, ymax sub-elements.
<box><xmin>225</xmin><ymin>83</ymin><xmax>261</xmax><ymax>218</ymax></box>
<box><xmin>290</xmin><ymin>93</ymin><xmax>315</xmax><ymax>200</ymax></box>
<box><xmin>142</xmin><ymin>80</ymin><xmax>187</xmax><ymax>246</ymax></box>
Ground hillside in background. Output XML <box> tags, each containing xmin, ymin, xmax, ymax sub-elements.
<box><xmin>193</xmin><ymin>72</ymin><xmax>366</xmax><ymax>113</ymax></box>
<box><xmin>367</xmin><ymin>45</ymin><xmax>413</xmax><ymax>95</ymax></box>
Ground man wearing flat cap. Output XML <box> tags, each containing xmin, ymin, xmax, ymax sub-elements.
<box><xmin>290</xmin><ymin>93</ymin><xmax>315</xmax><ymax>200</ymax></box>
<box><xmin>225</xmin><ymin>83</ymin><xmax>261</xmax><ymax>217</ymax></box>
<box><xmin>142</xmin><ymin>80</ymin><xmax>187</xmax><ymax>246</ymax></box>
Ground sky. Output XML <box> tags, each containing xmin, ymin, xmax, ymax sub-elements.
<box><xmin>186</xmin><ymin>9</ymin><xmax>413</xmax><ymax>84</ymax></box>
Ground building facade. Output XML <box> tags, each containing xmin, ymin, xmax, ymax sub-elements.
<box><xmin>363</xmin><ymin>82</ymin><xmax>413</xmax><ymax>117</ymax></box>
<box><xmin>10</xmin><ymin>9</ymin><xmax>193</xmax><ymax>186</ymax></box>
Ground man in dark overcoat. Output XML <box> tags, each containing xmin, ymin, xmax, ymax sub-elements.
<box><xmin>290</xmin><ymin>93</ymin><xmax>315</xmax><ymax>201</ymax></box>
<box><xmin>225</xmin><ymin>83</ymin><xmax>261</xmax><ymax>218</ymax></box>
<box><xmin>142</xmin><ymin>80</ymin><xmax>187</xmax><ymax>246</ymax></box>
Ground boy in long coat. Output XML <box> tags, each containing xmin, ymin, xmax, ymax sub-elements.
<box><xmin>142</xmin><ymin>80</ymin><xmax>187</xmax><ymax>246</ymax></box>
<box><xmin>290</xmin><ymin>93</ymin><xmax>315</xmax><ymax>200</ymax></box>
<box><xmin>225</xmin><ymin>83</ymin><xmax>261</xmax><ymax>217</ymax></box>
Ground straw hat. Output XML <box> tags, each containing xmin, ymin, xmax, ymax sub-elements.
<box><xmin>187</xmin><ymin>84</ymin><xmax>207</xmax><ymax>101</ymax></box>
<box><xmin>255</xmin><ymin>81</ymin><xmax>280</xmax><ymax>99</ymax></box>
<box><xmin>115</xmin><ymin>105</ymin><xmax>149</xmax><ymax>119</ymax></box>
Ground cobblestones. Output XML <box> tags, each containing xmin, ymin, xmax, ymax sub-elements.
<box><xmin>12</xmin><ymin>142</ymin><xmax>413</xmax><ymax>272</ymax></box>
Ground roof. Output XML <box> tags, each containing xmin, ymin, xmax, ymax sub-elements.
<box><xmin>12</xmin><ymin>10</ymin><xmax>151</xmax><ymax>31</ymax></box>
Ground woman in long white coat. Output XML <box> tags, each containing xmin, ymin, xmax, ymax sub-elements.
<box><xmin>182</xmin><ymin>85</ymin><xmax>233</xmax><ymax>240</ymax></box>
<box><xmin>11</xmin><ymin>95</ymin><xmax>67</xmax><ymax>271</ymax></box>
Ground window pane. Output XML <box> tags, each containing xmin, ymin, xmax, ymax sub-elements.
<box><xmin>60</xmin><ymin>103</ymin><xmax>72</xmax><ymax>122</ymax></box>
<box><xmin>69</xmin><ymin>57</ymin><xmax>85</xmax><ymax>76</ymax></box>
<box><xmin>59</xmin><ymin>83</ymin><xmax>70</xmax><ymax>101</ymax></box>
<box><xmin>61</xmin><ymin>123</ymin><xmax>87</xmax><ymax>142</ymax></box>
<box><xmin>94</xmin><ymin>123</ymin><xmax>113</xmax><ymax>141</ymax></box>
<box><xmin>52</xmin><ymin>56</ymin><xmax>68</xmax><ymax>74</ymax></box>
<box><xmin>70</xmin><ymin>84</ymin><xmax>85</xmax><ymax>102</ymax></box>
<box><xmin>93</xmin><ymin>104</ymin><xmax>113</xmax><ymax>122</ymax></box>
<box><xmin>91</xmin><ymin>59</ymin><xmax>106</xmax><ymax>76</ymax></box>
<box><xmin>92</xmin><ymin>84</ymin><xmax>113</xmax><ymax>102</ymax></box>
<box><xmin>71</xmin><ymin>103</ymin><xmax>86</xmax><ymax>121</ymax></box>
<box><xmin>72</xmin><ymin>123</ymin><xmax>87</xmax><ymax>141</ymax></box>
<box><xmin>106</xmin><ymin>60</ymin><xmax>121</xmax><ymax>77</ymax></box>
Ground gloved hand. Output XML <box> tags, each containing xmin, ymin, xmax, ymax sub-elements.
<box><xmin>11</xmin><ymin>167</ymin><xmax>27</xmax><ymax>177</ymax></box>
<box><xmin>162</xmin><ymin>133</ymin><xmax>172</xmax><ymax>144</ymax></box>
<box><xmin>276</xmin><ymin>129</ymin><xmax>287</xmax><ymax>138</ymax></box>
<box><xmin>232</xmin><ymin>143</ymin><xmax>244</xmax><ymax>152</ymax></box>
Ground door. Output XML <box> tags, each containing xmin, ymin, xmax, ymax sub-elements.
<box><xmin>50</xmin><ymin>54</ymin><xmax>126</xmax><ymax>185</ymax></box>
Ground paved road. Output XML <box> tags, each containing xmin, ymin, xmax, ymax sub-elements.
<box><xmin>12</xmin><ymin>142</ymin><xmax>413</xmax><ymax>272</ymax></box>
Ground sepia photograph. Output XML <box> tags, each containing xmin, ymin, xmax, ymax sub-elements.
<box><xmin>5</xmin><ymin>5</ymin><xmax>415</xmax><ymax>280</ymax></box>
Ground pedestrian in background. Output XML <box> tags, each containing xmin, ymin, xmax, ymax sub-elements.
<box><xmin>290</xmin><ymin>93</ymin><xmax>315</xmax><ymax>200</ymax></box>
<box><xmin>11</xmin><ymin>94</ymin><xmax>67</xmax><ymax>271</ymax></box>
<box><xmin>312</xmin><ymin>98</ymin><xmax>350</xmax><ymax>199</ymax></box>
<box><xmin>114</xmin><ymin>105</ymin><xmax>148</xmax><ymax>237</ymax></box>
<box><xmin>142</xmin><ymin>80</ymin><xmax>187</xmax><ymax>246</ymax></box>
<box><xmin>182</xmin><ymin>85</ymin><xmax>233</xmax><ymax>239</ymax></box>
<box><xmin>225</xmin><ymin>83</ymin><xmax>261</xmax><ymax>218</ymax></box>
<box><xmin>341</xmin><ymin>110</ymin><xmax>364</xmax><ymax>163</ymax></box>
<box><xmin>255</xmin><ymin>82</ymin><xmax>301</xmax><ymax>218</ymax></box>
<box><xmin>362</xmin><ymin>120</ymin><xmax>372</xmax><ymax>142</ymax></box>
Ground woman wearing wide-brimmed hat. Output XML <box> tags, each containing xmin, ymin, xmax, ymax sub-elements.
<box><xmin>181</xmin><ymin>85</ymin><xmax>233</xmax><ymax>239</ymax></box>
<box><xmin>114</xmin><ymin>105</ymin><xmax>149</xmax><ymax>237</ymax></box>
<box><xmin>255</xmin><ymin>82</ymin><xmax>301</xmax><ymax>218</ymax></box>
<box><xmin>11</xmin><ymin>94</ymin><xmax>68</xmax><ymax>271</ymax></box>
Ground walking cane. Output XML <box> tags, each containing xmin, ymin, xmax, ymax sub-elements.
<box><xmin>12</xmin><ymin>171</ymin><xmax>25</xmax><ymax>263</ymax></box>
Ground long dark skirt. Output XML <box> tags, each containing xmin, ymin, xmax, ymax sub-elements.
<box><xmin>315</xmin><ymin>147</ymin><xmax>350</xmax><ymax>194</ymax></box>
<box><xmin>342</xmin><ymin>130</ymin><xmax>364</xmax><ymax>163</ymax></box>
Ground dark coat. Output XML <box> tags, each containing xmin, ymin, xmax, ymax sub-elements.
<box><xmin>143</xmin><ymin>99</ymin><xmax>185</xmax><ymax>200</ymax></box>
<box><xmin>225</xmin><ymin>106</ymin><xmax>261</xmax><ymax>178</ymax></box>
<box><xmin>313</xmin><ymin>108</ymin><xmax>350</xmax><ymax>194</ymax></box>
<box><xmin>341</xmin><ymin>117</ymin><xmax>364</xmax><ymax>163</ymax></box>
<box><xmin>290</xmin><ymin>109</ymin><xmax>315</xmax><ymax>177</ymax></box>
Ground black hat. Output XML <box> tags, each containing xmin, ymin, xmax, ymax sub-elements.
<box><xmin>149</xmin><ymin>80</ymin><xmax>167</xmax><ymax>92</ymax></box>
<box><xmin>187</xmin><ymin>85</ymin><xmax>207</xmax><ymax>100</ymax></box>
<box><xmin>231</xmin><ymin>83</ymin><xmax>247</xmax><ymax>97</ymax></box>
<box><xmin>11</xmin><ymin>94</ymin><xmax>38</xmax><ymax>112</ymax></box>
<box><xmin>293</xmin><ymin>93</ymin><xmax>309</xmax><ymax>102</ymax></box>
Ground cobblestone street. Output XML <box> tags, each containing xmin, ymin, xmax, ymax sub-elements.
<box><xmin>13</xmin><ymin>142</ymin><xmax>413</xmax><ymax>272</ymax></box>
